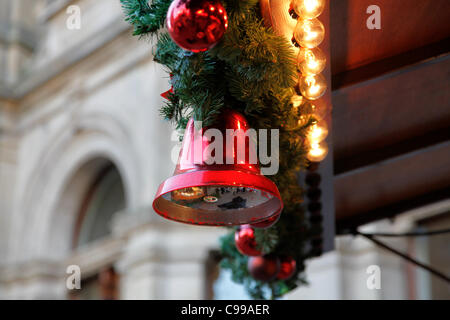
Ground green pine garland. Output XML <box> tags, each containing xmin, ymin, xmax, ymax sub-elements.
<box><xmin>120</xmin><ymin>0</ymin><xmax>316</xmax><ymax>299</ymax></box>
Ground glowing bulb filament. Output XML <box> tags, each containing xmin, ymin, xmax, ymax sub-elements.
<box><xmin>307</xmin><ymin>120</ymin><xmax>328</xmax><ymax>142</ymax></box>
<box><xmin>308</xmin><ymin>59</ymin><xmax>319</xmax><ymax>70</ymax></box>
<box><xmin>293</xmin><ymin>0</ymin><xmax>326</xmax><ymax>19</ymax></box>
<box><xmin>309</xmin><ymin>142</ymin><xmax>323</xmax><ymax>156</ymax></box>
<box><xmin>307</xmin><ymin>140</ymin><xmax>329</xmax><ymax>162</ymax></box>
<box><xmin>306</xmin><ymin>77</ymin><xmax>320</xmax><ymax>95</ymax></box>
<box><xmin>305</xmin><ymin>51</ymin><xmax>317</xmax><ymax>70</ymax></box>
<box><xmin>298</xmin><ymin>48</ymin><xmax>326</xmax><ymax>75</ymax></box>
<box><xmin>310</xmin><ymin>124</ymin><xmax>323</xmax><ymax>140</ymax></box>
<box><xmin>294</xmin><ymin>18</ymin><xmax>325</xmax><ymax>48</ymax></box>
<box><xmin>304</xmin><ymin>25</ymin><xmax>317</xmax><ymax>41</ymax></box>
<box><xmin>305</xmin><ymin>0</ymin><xmax>320</xmax><ymax>13</ymax></box>
<box><xmin>299</xmin><ymin>74</ymin><xmax>327</xmax><ymax>100</ymax></box>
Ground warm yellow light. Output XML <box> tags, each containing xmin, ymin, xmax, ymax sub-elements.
<box><xmin>297</xmin><ymin>114</ymin><xmax>313</xmax><ymax>127</ymax></box>
<box><xmin>291</xmin><ymin>94</ymin><xmax>304</xmax><ymax>110</ymax></box>
<box><xmin>298</xmin><ymin>47</ymin><xmax>326</xmax><ymax>75</ymax></box>
<box><xmin>293</xmin><ymin>0</ymin><xmax>326</xmax><ymax>19</ymax></box>
<box><xmin>307</xmin><ymin>141</ymin><xmax>329</xmax><ymax>162</ymax></box>
<box><xmin>172</xmin><ymin>187</ymin><xmax>206</xmax><ymax>202</ymax></box>
<box><xmin>299</xmin><ymin>74</ymin><xmax>327</xmax><ymax>100</ymax></box>
<box><xmin>294</xmin><ymin>18</ymin><xmax>325</xmax><ymax>49</ymax></box>
<box><xmin>307</xmin><ymin>120</ymin><xmax>328</xmax><ymax>142</ymax></box>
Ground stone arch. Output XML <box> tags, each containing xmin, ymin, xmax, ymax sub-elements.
<box><xmin>11</xmin><ymin>112</ymin><xmax>142</xmax><ymax>262</ymax></box>
<box><xmin>45</xmin><ymin>156</ymin><xmax>126</xmax><ymax>259</ymax></box>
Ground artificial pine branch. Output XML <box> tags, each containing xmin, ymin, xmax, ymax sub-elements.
<box><xmin>120</xmin><ymin>0</ymin><xmax>172</xmax><ymax>36</ymax></box>
<box><xmin>120</xmin><ymin>0</ymin><xmax>314</xmax><ymax>299</ymax></box>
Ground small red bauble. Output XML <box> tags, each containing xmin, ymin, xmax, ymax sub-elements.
<box><xmin>251</xmin><ymin>213</ymin><xmax>281</xmax><ymax>229</ymax></box>
<box><xmin>166</xmin><ymin>0</ymin><xmax>228</xmax><ymax>52</ymax></box>
<box><xmin>235</xmin><ymin>225</ymin><xmax>262</xmax><ymax>256</ymax></box>
<box><xmin>247</xmin><ymin>255</ymin><xmax>280</xmax><ymax>282</ymax></box>
<box><xmin>277</xmin><ymin>256</ymin><xmax>297</xmax><ymax>280</ymax></box>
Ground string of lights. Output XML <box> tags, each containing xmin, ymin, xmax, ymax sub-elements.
<box><xmin>290</xmin><ymin>0</ymin><xmax>329</xmax><ymax>163</ymax></box>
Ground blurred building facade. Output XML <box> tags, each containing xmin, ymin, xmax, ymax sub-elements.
<box><xmin>0</xmin><ymin>0</ymin><xmax>225</xmax><ymax>299</ymax></box>
<box><xmin>0</xmin><ymin>0</ymin><xmax>448</xmax><ymax>300</ymax></box>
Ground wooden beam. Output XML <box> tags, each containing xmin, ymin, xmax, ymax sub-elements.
<box><xmin>335</xmin><ymin>126</ymin><xmax>450</xmax><ymax>175</ymax></box>
<box><xmin>330</xmin><ymin>0</ymin><xmax>450</xmax><ymax>75</ymax></box>
<box><xmin>332</xmin><ymin>53</ymin><xmax>450</xmax><ymax>165</ymax></box>
<box><xmin>329</xmin><ymin>1</ymin><xmax>450</xmax><ymax>230</ymax></box>
<box><xmin>334</xmin><ymin>140</ymin><xmax>450</xmax><ymax>225</ymax></box>
<box><xmin>332</xmin><ymin>38</ymin><xmax>450</xmax><ymax>91</ymax></box>
<box><xmin>336</xmin><ymin>188</ymin><xmax>450</xmax><ymax>234</ymax></box>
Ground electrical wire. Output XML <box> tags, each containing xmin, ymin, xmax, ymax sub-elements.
<box><xmin>355</xmin><ymin>230</ymin><xmax>450</xmax><ymax>284</ymax></box>
<box><xmin>358</xmin><ymin>228</ymin><xmax>450</xmax><ymax>238</ymax></box>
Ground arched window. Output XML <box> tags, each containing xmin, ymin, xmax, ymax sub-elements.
<box><xmin>73</xmin><ymin>164</ymin><xmax>125</xmax><ymax>248</ymax></box>
<box><xmin>69</xmin><ymin>162</ymin><xmax>125</xmax><ymax>300</ymax></box>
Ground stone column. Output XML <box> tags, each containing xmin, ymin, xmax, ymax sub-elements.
<box><xmin>113</xmin><ymin>208</ymin><xmax>225</xmax><ymax>300</ymax></box>
<box><xmin>0</xmin><ymin>0</ymin><xmax>43</xmax><ymax>89</ymax></box>
<box><xmin>0</xmin><ymin>260</ymin><xmax>67</xmax><ymax>299</ymax></box>
<box><xmin>0</xmin><ymin>131</ymin><xmax>18</xmax><ymax>266</ymax></box>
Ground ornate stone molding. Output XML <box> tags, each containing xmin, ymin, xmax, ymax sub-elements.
<box><xmin>0</xmin><ymin>21</ymin><xmax>41</xmax><ymax>51</ymax></box>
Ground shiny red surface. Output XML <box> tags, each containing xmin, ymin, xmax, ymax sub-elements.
<box><xmin>154</xmin><ymin>170</ymin><xmax>281</xmax><ymax>203</ymax></box>
<box><xmin>167</xmin><ymin>0</ymin><xmax>228</xmax><ymax>52</ymax></box>
<box><xmin>247</xmin><ymin>255</ymin><xmax>281</xmax><ymax>282</ymax></box>
<box><xmin>175</xmin><ymin>110</ymin><xmax>259</xmax><ymax>175</ymax></box>
<box><xmin>251</xmin><ymin>212</ymin><xmax>281</xmax><ymax>229</ymax></box>
<box><xmin>277</xmin><ymin>256</ymin><xmax>297</xmax><ymax>280</ymax></box>
<box><xmin>153</xmin><ymin>110</ymin><xmax>284</xmax><ymax>226</ymax></box>
<box><xmin>234</xmin><ymin>226</ymin><xmax>262</xmax><ymax>256</ymax></box>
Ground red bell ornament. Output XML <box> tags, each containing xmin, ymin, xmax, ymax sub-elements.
<box><xmin>251</xmin><ymin>212</ymin><xmax>280</xmax><ymax>229</ymax></box>
<box><xmin>167</xmin><ymin>0</ymin><xmax>228</xmax><ymax>52</ymax></box>
<box><xmin>248</xmin><ymin>255</ymin><xmax>280</xmax><ymax>282</ymax></box>
<box><xmin>153</xmin><ymin>110</ymin><xmax>283</xmax><ymax>226</ymax></box>
<box><xmin>277</xmin><ymin>256</ymin><xmax>297</xmax><ymax>280</ymax></box>
<box><xmin>235</xmin><ymin>225</ymin><xmax>262</xmax><ymax>256</ymax></box>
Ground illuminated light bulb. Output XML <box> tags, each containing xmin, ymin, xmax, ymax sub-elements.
<box><xmin>291</xmin><ymin>94</ymin><xmax>304</xmax><ymax>109</ymax></box>
<box><xmin>294</xmin><ymin>18</ymin><xmax>325</xmax><ymax>49</ymax></box>
<box><xmin>293</xmin><ymin>0</ymin><xmax>326</xmax><ymax>19</ymax></box>
<box><xmin>307</xmin><ymin>140</ymin><xmax>329</xmax><ymax>162</ymax></box>
<box><xmin>307</xmin><ymin>120</ymin><xmax>328</xmax><ymax>142</ymax></box>
<box><xmin>298</xmin><ymin>47</ymin><xmax>326</xmax><ymax>75</ymax></box>
<box><xmin>299</xmin><ymin>74</ymin><xmax>327</xmax><ymax>100</ymax></box>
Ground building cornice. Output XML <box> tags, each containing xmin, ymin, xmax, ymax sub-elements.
<box><xmin>0</xmin><ymin>17</ymin><xmax>130</xmax><ymax>101</ymax></box>
<box><xmin>0</xmin><ymin>21</ymin><xmax>41</xmax><ymax>51</ymax></box>
<box><xmin>38</xmin><ymin>0</ymin><xmax>76</xmax><ymax>23</ymax></box>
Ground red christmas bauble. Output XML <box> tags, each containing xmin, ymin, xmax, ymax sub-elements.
<box><xmin>251</xmin><ymin>213</ymin><xmax>281</xmax><ymax>229</ymax></box>
<box><xmin>166</xmin><ymin>0</ymin><xmax>228</xmax><ymax>52</ymax></box>
<box><xmin>277</xmin><ymin>256</ymin><xmax>297</xmax><ymax>280</ymax></box>
<box><xmin>248</xmin><ymin>255</ymin><xmax>280</xmax><ymax>282</ymax></box>
<box><xmin>235</xmin><ymin>225</ymin><xmax>262</xmax><ymax>256</ymax></box>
